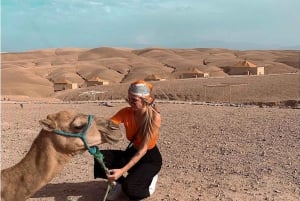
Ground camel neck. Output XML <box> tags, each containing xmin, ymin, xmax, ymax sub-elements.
<box><xmin>1</xmin><ymin>131</ymin><xmax>73</xmax><ymax>200</ymax></box>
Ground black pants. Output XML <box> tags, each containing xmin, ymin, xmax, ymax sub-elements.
<box><xmin>94</xmin><ymin>145</ymin><xmax>162</xmax><ymax>200</ymax></box>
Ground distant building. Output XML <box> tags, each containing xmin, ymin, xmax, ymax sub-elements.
<box><xmin>86</xmin><ymin>77</ymin><xmax>109</xmax><ymax>87</ymax></box>
<box><xmin>144</xmin><ymin>74</ymin><xmax>166</xmax><ymax>81</ymax></box>
<box><xmin>222</xmin><ymin>60</ymin><xmax>264</xmax><ymax>76</ymax></box>
<box><xmin>256</xmin><ymin>66</ymin><xmax>265</xmax><ymax>75</ymax></box>
<box><xmin>198</xmin><ymin>65</ymin><xmax>227</xmax><ymax>78</ymax></box>
<box><xmin>203</xmin><ymin>72</ymin><xmax>210</xmax><ymax>78</ymax></box>
<box><xmin>179</xmin><ymin>67</ymin><xmax>206</xmax><ymax>79</ymax></box>
<box><xmin>54</xmin><ymin>82</ymin><xmax>78</xmax><ymax>92</ymax></box>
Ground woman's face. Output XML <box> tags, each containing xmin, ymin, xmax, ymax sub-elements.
<box><xmin>128</xmin><ymin>93</ymin><xmax>145</xmax><ymax>111</ymax></box>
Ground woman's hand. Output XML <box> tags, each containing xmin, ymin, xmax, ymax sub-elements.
<box><xmin>106</xmin><ymin>169</ymin><xmax>124</xmax><ymax>182</ymax></box>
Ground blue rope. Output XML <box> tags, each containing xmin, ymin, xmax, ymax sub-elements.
<box><xmin>52</xmin><ymin>115</ymin><xmax>112</xmax><ymax>200</ymax></box>
<box><xmin>53</xmin><ymin>115</ymin><xmax>97</xmax><ymax>154</ymax></box>
<box><xmin>91</xmin><ymin>146</ymin><xmax>115</xmax><ymax>201</ymax></box>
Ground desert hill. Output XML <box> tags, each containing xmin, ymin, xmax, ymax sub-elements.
<box><xmin>1</xmin><ymin>47</ymin><xmax>299</xmax><ymax>103</ymax></box>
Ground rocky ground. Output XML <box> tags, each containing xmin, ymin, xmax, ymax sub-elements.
<box><xmin>1</xmin><ymin>102</ymin><xmax>300</xmax><ymax>201</ymax></box>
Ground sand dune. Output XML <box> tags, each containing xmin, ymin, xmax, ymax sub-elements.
<box><xmin>1</xmin><ymin>47</ymin><xmax>299</xmax><ymax>100</ymax></box>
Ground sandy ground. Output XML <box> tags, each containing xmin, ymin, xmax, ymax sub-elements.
<box><xmin>1</xmin><ymin>102</ymin><xmax>300</xmax><ymax>201</ymax></box>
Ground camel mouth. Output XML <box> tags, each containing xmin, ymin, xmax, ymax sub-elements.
<box><xmin>89</xmin><ymin>139</ymin><xmax>102</xmax><ymax>147</ymax></box>
<box><xmin>84</xmin><ymin>134</ymin><xmax>103</xmax><ymax>149</ymax></box>
<box><xmin>75</xmin><ymin>141</ymin><xmax>101</xmax><ymax>153</ymax></box>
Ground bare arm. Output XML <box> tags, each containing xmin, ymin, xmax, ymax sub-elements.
<box><xmin>121</xmin><ymin>138</ymin><xmax>148</xmax><ymax>172</ymax></box>
<box><xmin>107</xmin><ymin>113</ymin><xmax>161</xmax><ymax>181</ymax></box>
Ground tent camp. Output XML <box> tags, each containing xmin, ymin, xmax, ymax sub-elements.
<box><xmin>85</xmin><ymin>76</ymin><xmax>109</xmax><ymax>87</ymax></box>
<box><xmin>233</xmin><ymin>60</ymin><xmax>257</xmax><ymax>67</ymax></box>
<box><xmin>222</xmin><ymin>60</ymin><xmax>264</xmax><ymax>75</ymax></box>
<box><xmin>178</xmin><ymin>67</ymin><xmax>206</xmax><ymax>79</ymax></box>
<box><xmin>144</xmin><ymin>74</ymin><xmax>166</xmax><ymax>81</ymax></box>
<box><xmin>53</xmin><ymin>78</ymin><xmax>78</xmax><ymax>92</ymax></box>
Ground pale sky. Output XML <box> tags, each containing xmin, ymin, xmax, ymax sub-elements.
<box><xmin>1</xmin><ymin>0</ymin><xmax>300</xmax><ymax>52</ymax></box>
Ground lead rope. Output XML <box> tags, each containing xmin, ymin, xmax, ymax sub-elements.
<box><xmin>90</xmin><ymin>146</ymin><xmax>116</xmax><ymax>201</ymax></box>
<box><xmin>52</xmin><ymin>115</ymin><xmax>114</xmax><ymax>201</ymax></box>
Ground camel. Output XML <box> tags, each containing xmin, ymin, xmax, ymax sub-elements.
<box><xmin>1</xmin><ymin>110</ymin><xmax>122</xmax><ymax>201</ymax></box>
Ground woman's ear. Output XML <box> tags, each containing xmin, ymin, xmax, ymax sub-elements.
<box><xmin>39</xmin><ymin>119</ymin><xmax>56</xmax><ymax>131</ymax></box>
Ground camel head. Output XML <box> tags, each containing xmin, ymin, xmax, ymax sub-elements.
<box><xmin>39</xmin><ymin>110</ymin><xmax>102</xmax><ymax>154</ymax></box>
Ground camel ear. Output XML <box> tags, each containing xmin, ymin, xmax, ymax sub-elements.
<box><xmin>39</xmin><ymin>119</ymin><xmax>56</xmax><ymax>131</ymax></box>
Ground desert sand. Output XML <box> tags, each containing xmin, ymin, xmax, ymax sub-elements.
<box><xmin>1</xmin><ymin>47</ymin><xmax>299</xmax><ymax>99</ymax></box>
<box><xmin>1</xmin><ymin>101</ymin><xmax>299</xmax><ymax>201</ymax></box>
<box><xmin>1</xmin><ymin>47</ymin><xmax>300</xmax><ymax>200</ymax></box>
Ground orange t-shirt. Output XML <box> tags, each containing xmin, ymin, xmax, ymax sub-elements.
<box><xmin>110</xmin><ymin>107</ymin><xmax>158</xmax><ymax>149</ymax></box>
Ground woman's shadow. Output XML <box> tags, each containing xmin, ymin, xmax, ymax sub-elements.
<box><xmin>31</xmin><ymin>180</ymin><xmax>110</xmax><ymax>201</ymax></box>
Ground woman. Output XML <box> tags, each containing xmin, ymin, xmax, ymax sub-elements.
<box><xmin>94</xmin><ymin>80</ymin><xmax>163</xmax><ymax>201</ymax></box>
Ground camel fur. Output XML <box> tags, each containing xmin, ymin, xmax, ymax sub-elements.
<box><xmin>1</xmin><ymin>110</ymin><xmax>108</xmax><ymax>201</ymax></box>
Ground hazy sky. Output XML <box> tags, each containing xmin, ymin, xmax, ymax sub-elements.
<box><xmin>1</xmin><ymin>0</ymin><xmax>300</xmax><ymax>52</ymax></box>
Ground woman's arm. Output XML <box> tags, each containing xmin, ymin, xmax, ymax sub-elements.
<box><xmin>122</xmin><ymin>112</ymin><xmax>161</xmax><ymax>173</ymax></box>
<box><xmin>107</xmin><ymin>113</ymin><xmax>161</xmax><ymax>182</ymax></box>
<box><xmin>122</xmin><ymin>138</ymin><xmax>148</xmax><ymax>172</ymax></box>
<box><xmin>106</xmin><ymin>139</ymin><xmax>148</xmax><ymax>182</ymax></box>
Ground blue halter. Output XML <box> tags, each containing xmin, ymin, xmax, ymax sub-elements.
<box><xmin>52</xmin><ymin>114</ymin><xmax>113</xmax><ymax>201</ymax></box>
<box><xmin>53</xmin><ymin>115</ymin><xmax>97</xmax><ymax>155</ymax></box>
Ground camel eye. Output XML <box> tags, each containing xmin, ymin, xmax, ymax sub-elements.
<box><xmin>73</xmin><ymin>124</ymin><xmax>86</xmax><ymax>130</ymax></box>
<box><xmin>71</xmin><ymin>115</ymin><xmax>88</xmax><ymax>130</ymax></box>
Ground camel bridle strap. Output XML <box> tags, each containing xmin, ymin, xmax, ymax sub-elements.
<box><xmin>53</xmin><ymin>115</ymin><xmax>113</xmax><ymax>201</ymax></box>
<box><xmin>53</xmin><ymin>115</ymin><xmax>97</xmax><ymax>155</ymax></box>
<box><xmin>92</xmin><ymin>146</ymin><xmax>115</xmax><ymax>201</ymax></box>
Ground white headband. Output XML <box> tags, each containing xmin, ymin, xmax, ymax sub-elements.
<box><xmin>129</xmin><ymin>83</ymin><xmax>150</xmax><ymax>97</ymax></box>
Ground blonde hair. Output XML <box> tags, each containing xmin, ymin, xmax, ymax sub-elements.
<box><xmin>129</xmin><ymin>80</ymin><xmax>160</xmax><ymax>143</ymax></box>
<box><xmin>136</xmin><ymin>99</ymin><xmax>160</xmax><ymax>143</ymax></box>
